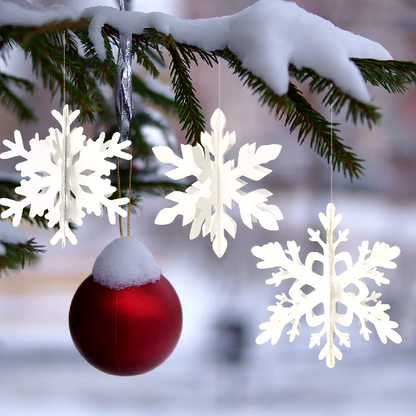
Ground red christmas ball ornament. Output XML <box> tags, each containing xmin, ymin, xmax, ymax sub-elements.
<box><xmin>69</xmin><ymin>237</ymin><xmax>182</xmax><ymax>376</ymax></box>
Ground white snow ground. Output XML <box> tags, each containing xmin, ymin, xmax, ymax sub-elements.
<box><xmin>0</xmin><ymin>295</ymin><xmax>415</xmax><ymax>416</ymax></box>
<box><xmin>0</xmin><ymin>192</ymin><xmax>415</xmax><ymax>416</ymax></box>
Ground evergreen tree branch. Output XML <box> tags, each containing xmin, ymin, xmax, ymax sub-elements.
<box><xmin>352</xmin><ymin>58</ymin><xmax>416</xmax><ymax>94</ymax></box>
<box><xmin>0</xmin><ymin>75</ymin><xmax>37</xmax><ymax>123</ymax></box>
<box><xmin>0</xmin><ymin>238</ymin><xmax>45</xmax><ymax>275</ymax></box>
<box><xmin>286</xmin><ymin>83</ymin><xmax>364</xmax><ymax>179</ymax></box>
<box><xmin>0</xmin><ymin>24</ymin><xmax>115</xmax><ymax>123</ymax></box>
<box><xmin>23</xmin><ymin>31</ymin><xmax>98</xmax><ymax>123</ymax></box>
<box><xmin>1</xmin><ymin>22</ymin><xmax>416</xmax><ymax>180</ymax></box>
<box><xmin>131</xmin><ymin>38</ymin><xmax>161</xmax><ymax>79</ymax></box>
<box><xmin>75</xmin><ymin>27</ymin><xmax>118</xmax><ymax>87</ymax></box>
<box><xmin>0</xmin><ymin>73</ymin><xmax>35</xmax><ymax>93</ymax></box>
<box><xmin>219</xmin><ymin>48</ymin><xmax>364</xmax><ymax>179</ymax></box>
<box><xmin>144</xmin><ymin>47</ymin><xmax>166</xmax><ymax>69</ymax></box>
<box><xmin>132</xmin><ymin>73</ymin><xmax>175</xmax><ymax>114</ymax></box>
<box><xmin>289</xmin><ymin>64</ymin><xmax>382</xmax><ymax>128</ymax></box>
<box><xmin>139</xmin><ymin>28</ymin><xmax>210</xmax><ymax>145</ymax></box>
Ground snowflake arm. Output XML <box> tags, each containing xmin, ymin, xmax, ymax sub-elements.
<box><xmin>152</xmin><ymin>144</ymin><xmax>205</xmax><ymax>180</ymax></box>
<box><xmin>0</xmin><ymin>131</ymin><xmax>61</xmax><ymax>226</ymax></box>
<box><xmin>0</xmin><ymin>130</ymin><xmax>29</xmax><ymax>160</ymax></box>
<box><xmin>253</xmin><ymin>203</ymin><xmax>401</xmax><ymax>368</ymax></box>
<box><xmin>153</xmin><ymin>108</ymin><xmax>283</xmax><ymax>257</ymax></box>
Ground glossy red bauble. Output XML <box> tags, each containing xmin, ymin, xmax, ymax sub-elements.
<box><xmin>69</xmin><ymin>275</ymin><xmax>182</xmax><ymax>376</ymax></box>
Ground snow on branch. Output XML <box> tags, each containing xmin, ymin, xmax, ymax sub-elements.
<box><xmin>82</xmin><ymin>0</ymin><xmax>392</xmax><ymax>103</ymax></box>
<box><xmin>0</xmin><ymin>0</ymin><xmax>78</xmax><ymax>27</ymax></box>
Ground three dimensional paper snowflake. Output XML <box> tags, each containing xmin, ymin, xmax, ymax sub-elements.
<box><xmin>0</xmin><ymin>106</ymin><xmax>132</xmax><ymax>246</ymax></box>
<box><xmin>152</xmin><ymin>108</ymin><xmax>283</xmax><ymax>257</ymax></box>
<box><xmin>252</xmin><ymin>203</ymin><xmax>401</xmax><ymax>368</ymax></box>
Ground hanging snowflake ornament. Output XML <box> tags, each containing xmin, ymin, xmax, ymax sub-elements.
<box><xmin>0</xmin><ymin>105</ymin><xmax>132</xmax><ymax>247</ymax></box>
<box><xmin>152</xmin><ymin>108</ymin><xmax>283</xmax><ymax>257</ymax></box>
<box><xmin>252</xmin><ymin>203</ymin><xmax>401</xmax><ymax>368</ymax></box>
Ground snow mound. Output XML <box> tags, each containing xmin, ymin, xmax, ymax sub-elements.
<box><xmin>92</xmin><ymin>237</ymin><xmax>162</xmax><ymax>289</ymax></box>
<box><xmin>0</xmin><ymin>220</ymin><xmax>27</xmax><ymax>256</ymax></box>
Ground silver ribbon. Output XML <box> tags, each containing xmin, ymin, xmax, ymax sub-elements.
<box><xmin>114</xmin><ymin>0</ymin><xmax>133</xmax><ymax>143</ymax></box>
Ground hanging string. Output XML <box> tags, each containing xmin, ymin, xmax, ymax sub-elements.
<box><xmin>63</xmin><ymin>32</ymin><xmax>66</xmax><ymax>107</ymax></box>
<box><xmin>330</xmin><ymin>103</ymin><xmax>333</xmax><ymax>205</ymax></box>
<box><xmin>116</xmin><ymin>159</ymin><xmax>123</xmax><ymax>237</ymax></box>
<box><xmin>219</xmin><ymin>58</ymin><xmax>221</xmax><ymax>110</ymax></box>
<box><xmin>60</xmin><ymin>31</ymin><xmax>68</xmax><ymax>248</ymax></box>
<box><xmin>127</xmin><ymin>148</ymin><xmax>132</xmax><ymax>237</ymax></box>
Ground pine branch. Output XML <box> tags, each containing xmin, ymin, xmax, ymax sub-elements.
<box><xmin>132</xmin><ymin>41</ymin><xmax>161</xmax><ymax>79</ymax></box>
<box><xmin>140</xmin><ymin>28</ymin><xmax>209</xmax><ymax>145</ymax></box>
<box><xmin>0</xmin><ymin>75</ymin><xmax>37</xmax><ymax>123</ymax></box>
<box><xmin>24</xmin><ymin>32</ymin><xmax>99</xmax><ymax>123</ymax></box>
<box><xmin>0</xmin><ymin>238</ymin><xmax>45</xmax><ymax>274</ymax></box>
<box><xmin>0</xmin><ymin>24</ymin><xmax>114</xmax><ymax>124</ymax></box>
<box><xmin>132</xmin><ymin>73</ymin><xmax>175</xmax><ymax>114</ymax></box>
<box><xmin>286</xmin><ymin>83</ymin><xmax>364</xmax><ymax>179</ymax></box>
<box><xmin>144</xmin><ymin>47</ymin><xmax>166</xmax><ymax>69</ymax></box>
<box><xmin>0</xmin><ymin>73</ymin><xmax>35</xmax><ymax>93</ymax></box>
<box><xmin>352</xmin><ymin>58</ymin><xmax>416</xmax><ymax>94</ymax></box>
<box><xmin>1</xmin><ymin>22</ymin><xmax>416</xmax><ymax>181</ymax></box>
<box><xmin>219</xmin><ymin>48</ymin><xmax>364</xmax><ymax>179</ymax></box>
<box><xmin>76</xmin><ymin>27</ymin><xmax>118</xmax><ymax>87</ymax></box>
<box><xmin>289</xmin><ymin>64</ymin><xmax>382</xmax><ymax>128</ymax></box>
<box><xmin>128</xmin><ymin>30</ymin><xmax>371</xmax><ymax>178</ymax></box>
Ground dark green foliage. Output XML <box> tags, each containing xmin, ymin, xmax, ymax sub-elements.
<box><xmin>132</xmin><ymin>73</ymin><xmax>175</xmax><ymax>114</ymax></box>
<box><xmin>220</xmin><ymin>49</ymin><xmax>363</xmax><ymax>179</ymax></box>
<box><xmin>1</xmin><ymin>18</ymin><xmax>416</xmax><ymax>273</ymax></box>
<box><xmin>0</xmin><ymin>73</ymin><xmax>37</xmax><ymax>123</ymax></box>
<box><xmin>1</xmin><ymin>21</ymin><xmax>416</xmax><ymax>178</ymax></box>
<box><xmin>140</xmin><ymin>29</ymin><xmax>210</xmax><ymax>145</ymax></box>
<box><xmin>0</xmin><ymin>237</ymin><xmax>45</xmax><ymax>275</ymax></box>
<box><xmin>290</xmin><ymin>64</ymin><xmax>382</xmax><ymax>128</ymax></box>
<box><xmin>352</xmin><ymin>58</ymin><xmax>416</xmax><ymax>94</ymax></box>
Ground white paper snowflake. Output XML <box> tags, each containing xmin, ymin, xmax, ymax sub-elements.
<box><xmin>0</xmin><ymin>106</ymin><xmax>132</xmax><ymax>246</ymax></box>
<box><xmin>252</xmin><ymin>203</ymin><xmax>402</xmax><ymax>368</ymax></box>
<box><xmin>152</xmin><ymin>108</ymin><xmax>283</xmax><ymax>257</ymax></box>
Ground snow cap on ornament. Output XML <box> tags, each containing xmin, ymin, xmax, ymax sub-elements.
<box><xmin>92</xmin><ymin>237</ymin><xmax>162</xmax><ymax>289</ymax></box>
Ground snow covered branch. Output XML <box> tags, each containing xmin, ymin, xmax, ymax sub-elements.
<box><xmin>1</xmin><ymin>0</ymin><xmax>416</xmax><ymax>180</ymax></box>
<box><xmin>82</xmin><ymin>0</ymin><xmax>392</xmax><ymax>103</ymax></box>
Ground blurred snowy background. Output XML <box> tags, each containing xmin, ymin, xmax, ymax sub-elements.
<box><xmin>1</xmin><ymin>0</ymin><xmax>416</xmax><ymax>415</ymax></box>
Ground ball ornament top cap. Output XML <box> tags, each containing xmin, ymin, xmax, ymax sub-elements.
<box><xmin>92</xmin><ymin>237</ymin><xmax>162</xmax><ymax>289</ymax></box>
